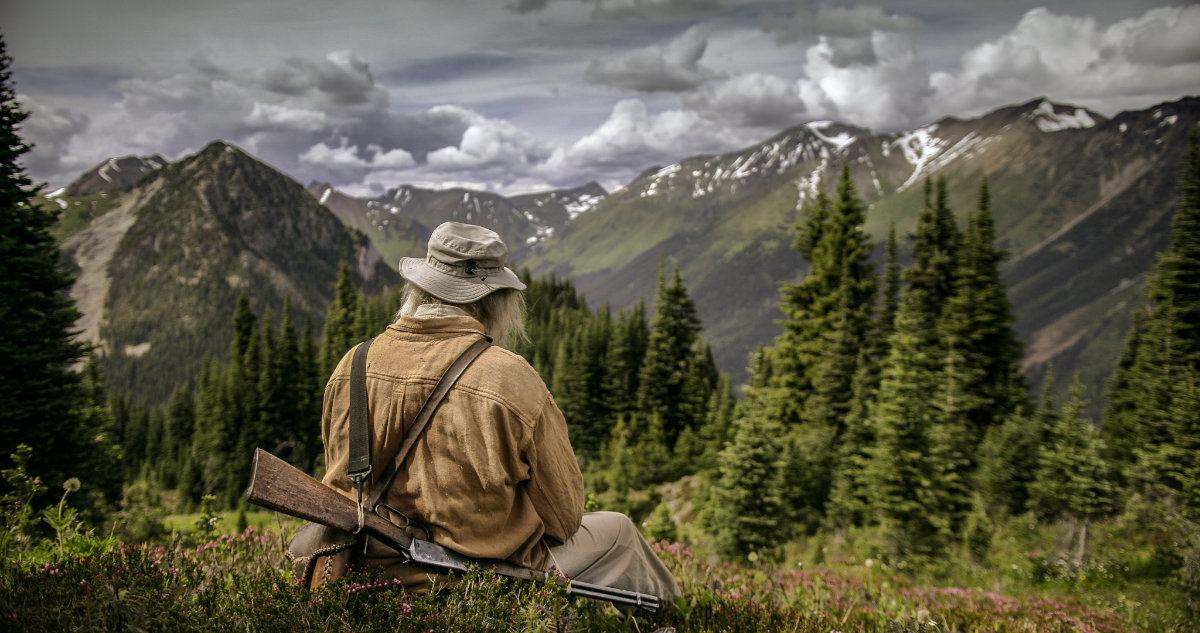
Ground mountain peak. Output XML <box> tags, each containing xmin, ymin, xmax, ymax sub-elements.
<box><xmin>64</xmin><ymin>154</ymin><xmax>167</xmax><ymax>196</ymax></box>
<box><xmin>1020</xmin><ymin>98</ymin><xmax>1104</xmax><ymax>132</ymax></box>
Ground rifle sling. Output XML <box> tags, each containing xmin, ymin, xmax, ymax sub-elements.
<box><xmin>346</xmin><ymin>338</ymin><xmax>375</xmax><ymax>482</ymax></box>
<box><xmin>363</xmin><ymin>336</ymin><xmax>492</xmax><ymax>512</ymax></box>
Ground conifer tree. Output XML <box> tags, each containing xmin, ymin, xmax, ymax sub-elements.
<box><xmin>0</xmin><ymin>36</ymin><xmax>98</xmax><ymax>497</ymax></box>
<box><xmin>863</xmin><ymin>286</ymin><xmax>961</xmax><ymax>558</ymax></box>
<box><xmin>710</xmin><ymin>411</ymin><xmax>788</xmax><ymax>560</ymax></box>
<box><xmin>766</xmin><ymin>164</ymin><xmax>877</xmax><ymax>522</ymax></box>
<box><xmin>977</xmin><ymin>371</ymin><xmax>1057</xmax><ymax>516</ymax></box>
<box><xmin>1029</xmin><ymin>375</ymin><xmax>1112</xmax><ymax>560</ymax></box>
<box><xmin>1105</xmin><ymin>125</ymin><xmax>1200</xmax><ymax>489</ymax></box>
<box><xmin>321</xmin><ymin>261</ymin><xmax>362</xmax><ymax>376</ymax></box>
<box><xmin>637</xmin><ymin>262</ymin><xmax>704</xmax><ymax>447</ymax></box>
<box><xmin>906</xmin><ymin>177</ymin><xmax>961</xmax><ymax>321</ymax></box>
<box><xmin>938</xmin><ymin>179</ymin><xmax>1026</xmax><ymax>447</ymax></box>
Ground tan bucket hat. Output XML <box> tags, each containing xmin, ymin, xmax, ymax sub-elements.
<box><xmin>398</xmin><ymin>221</ymin><xmax>527</xmax><ymax>303</ymax></box>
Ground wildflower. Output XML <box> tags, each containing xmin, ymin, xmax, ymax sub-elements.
<box><xmin>63</xmin><ymin>478</ymin><xmax>81</xmax><ymax>493</ymax></box>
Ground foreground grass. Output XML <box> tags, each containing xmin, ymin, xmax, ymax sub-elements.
<box><xmin>1</xmin><ymin>526</ymin><xmax>1160</xmax><ymax>633</ymax></box>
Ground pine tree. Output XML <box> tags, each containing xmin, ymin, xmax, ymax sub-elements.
<box><xmin>766</xmin><ymin>164</ymin><xmax>877</xmax><ymax>522</ymax></box>
<box><xmin>906</xmin><ymin>177</ymin><xmax>961</xmax><ymax>322</ymax></box>
<box><xmin>1029</xmin><ymin>375</ymin><xmax>1112</xmax><ymax>562</ymax></box>
<box><xmin>709</xmin><ymin>413</ymin><xmax>787</xmax><ymax>561</ymax></box>
<box><xmin>1105</xmin><ymin>125</ymin><xmax>1200</xmax><ymax>489</ymax></box>
<box><xmin>0</xmin><ymin>36</ymin><xmax>95</xmax><ymax>497</ymax></box>
<box><xmin>863</xmin><ymin>286</ymin><xmax>959</xmax><ymax>558</ymax></box>
<box><xmin>938</xmin><ymin>179</ymin><xmax>1026</xmax><ymax>448</ymax></box>
<box><xmin>977</xmin><ymin>371</ymin><xmax>1057</xmax><ymax>516</ymax></box>
<box><xmin>321</xmin><ymin>261</ymin><xmax>362</xmax><ymax>376</ymax></box>
<box><xmin>636</xmin><ymin>262</ymin><xmax>704</xmax><ymax>448</ymax></box>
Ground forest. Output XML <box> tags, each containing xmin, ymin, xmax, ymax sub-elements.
<box><xmin>2</xmin><ymin>32</ymin><xmax>1199</xmax><ymax>631</ymax></box>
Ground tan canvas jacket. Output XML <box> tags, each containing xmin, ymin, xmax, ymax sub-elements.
<box><xmin>320</xmin><ymin>314</ymin><xmax>585</xmax><ymax>576</ymax></box>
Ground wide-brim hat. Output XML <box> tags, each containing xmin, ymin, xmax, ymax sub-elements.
<box><xmin>399</xmin><ymin>221</ymin><xmax>526</xmax><ymax>303</ymax></box>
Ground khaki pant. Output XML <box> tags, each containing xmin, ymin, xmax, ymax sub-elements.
<box><xmin>546</xmin><ymin>511</ymin><xmax>681</xmax><ymax>609</ymax></box>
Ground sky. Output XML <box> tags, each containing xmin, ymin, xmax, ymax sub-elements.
<box><xmin>4</xmin><ymin>1</ymin><xmax>1199</xmax><ymax>197</ymax></box>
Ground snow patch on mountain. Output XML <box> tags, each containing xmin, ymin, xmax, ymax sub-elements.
<box><xmin>1027</xmin><ymin>100</ymin><xmax>1096</xmax><ymax>132</ymax></box>
<box><xmin>806</xmin><ymin>121</ymin><xmax>856</xmax><ymax>151</ymax></box>
<box><xmin>894</xmin><ymin>125</ymin><xmax>947</xmax><ymax>191</ymax></box>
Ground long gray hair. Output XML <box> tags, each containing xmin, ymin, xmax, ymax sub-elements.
<box><xmin>396</xmin><ymin>282</ymin><xmax>528</xmax><ymax>348</ymax></box>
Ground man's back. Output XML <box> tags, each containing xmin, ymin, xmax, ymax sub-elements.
<box><xmin>321</xmin><ymin>313</ymin><xmax>585</xmax><ymax>571</ymax></box>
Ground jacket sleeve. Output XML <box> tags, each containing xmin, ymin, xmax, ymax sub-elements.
<box><xmin>526</xmin><ymin>392</ymin><xmax>585</xmax><ymax>544</ymax></box>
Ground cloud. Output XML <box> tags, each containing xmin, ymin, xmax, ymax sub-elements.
<box><xmin>257</xmin><ymin>50</ymin><xmax>380</xmax><ymax>106</ymax></box>
<box><xmin>763</xmin><ymin>4</ymin><xmax>920</xmax><ymax>43</ymax></box>
<box><xmin>15</xmin><ymin>94</ymin><xmax>91</xmax><ymax>183</ymax></box>
<box><xmin>507</xmin><ymin>0</ymin><xmax>548</xmax><ymax>14</ymax></box>
<box><xmin>932</xmin><ymin>6</ymin><xmax>1200</xmax><ymax>116</ymax></box>
<box><xmin>591</xmin><ymin>0</ymin><xmax>723</xmax><ymax>20</ymax></box>
<box><xmin>797</xmin><ymin>31</ymin><xmax>934</xmax><ymax>131</ymax></box>
<box><xmin>244</xmin><ymin>103</ymin><xmax>328</xmax><ymax>132</ymax></box>
<box><xmin>545</xmin><ymin>98</ymin><xmax>745</xmax><ymax>179</ymax></box>
<box><xmin>299</xmin><ymin>140</ymin><xmax>416</xmax><ymax>169</ymax></box>
<box><xmin>585</xmin><ymin>25</ymin><xmax>723</xmax><ymax>92</ymax></box>
<box><xmin>426</xmin><ymin>108</ymin><xmax>551</xmax><ymax>170</ymax></box>
<box><xmin>683</xmin><ymin>72</ymin><xmax>807</xmax><ymax>128</ymax></box>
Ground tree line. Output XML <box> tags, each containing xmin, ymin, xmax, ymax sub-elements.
<box><xmin>703</xmin><ymin>134</ymin><xmax>1200</xmax><ymax>581</ymax></box>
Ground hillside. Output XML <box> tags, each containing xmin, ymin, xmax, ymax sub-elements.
<box><xmin>56</xmin><ymin>141</ymin><xmax>400</xmax><ymax>402</ymax></box>
<box><xmin>521</xmin><ymin>97</ymin><xmax>1199</xmax><ymax>402</ymax></box>
<box><xmin>305</xmin><ymin>181</ymin><xmax>607</xmax><ymax>264</ymax></box>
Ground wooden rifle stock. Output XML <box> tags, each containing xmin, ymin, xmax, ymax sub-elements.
<box><xmin>245</xmin><ymin>448</ymin><xmax>660</xmax><ymax>613</ymax></box>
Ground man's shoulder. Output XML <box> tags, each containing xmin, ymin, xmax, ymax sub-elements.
<box><xmin>477</xmin><ymin>345</ymin><xmax>543</xmax><ymax>385</ymax></box>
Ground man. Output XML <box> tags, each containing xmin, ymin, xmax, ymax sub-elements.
<box><xmin>320</xmin><ymin>221</ymin><xmax>680</xmax><ymax>607</ymax></box>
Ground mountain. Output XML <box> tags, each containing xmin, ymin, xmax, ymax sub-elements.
<box><xmin>60</xmin><ymin>154</ymin><xmax>168</xmax><ymax>196</ymax></box>
<box><xmin>48</xmin><ymin>97</ymin><xmax>1197</xmax><ymax>411</ymax></box>
<box><xmin>305</xmin><ymin>181</ymin><xmax>607</xmax><ymax>264</ymax></box>
<box><xmin>57</xmin><ymin>141</ymin><xmax>400</xmax><ymax>402</ymax></box>
<box><xmin>522</xmin><ymin>97</ymin><xmax>1199</xmax><ymax>406</ymax></box>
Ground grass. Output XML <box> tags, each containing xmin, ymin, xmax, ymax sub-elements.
<box><xmin>3</xmin><ymin>510</ymin><xmax>1192</xmax><ymax>633</ymax></box>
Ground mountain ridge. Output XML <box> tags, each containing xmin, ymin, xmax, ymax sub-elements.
<box><xmin>48</xmin><ymin>96</ymin><xmax>1199</xmax><ymax>408</ymax></box>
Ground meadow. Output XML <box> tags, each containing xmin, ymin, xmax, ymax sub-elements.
<box><xmin>2</xmin><ymin>500</ymin><xmax>1190</xmax><ymax>633</ymax></box>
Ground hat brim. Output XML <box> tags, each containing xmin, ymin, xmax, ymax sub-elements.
<box><xmin>399</xmin><ymin>257</ymin><xmax>526</xmax><ymax>303</ymax></box>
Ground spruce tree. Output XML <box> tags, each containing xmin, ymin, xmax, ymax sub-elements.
<box><xmin>863</xmin><ymin>286</ymin><xmax>959</xmax><ymax>558</ymax></box>
<box><xmin>1029</xmin><ymin>375</ymin><xmax>1112</xmax><ymax>561</ymax></box>
<box><xmin>906</xmin><ymin>177</ymin><xmax>961</xmax><ymax>322</ymax></box>
<box><xmin>1105</xmin><ymin>125</ymin><xmax>1200</xmax><ymax>487</ymax></box>
<box><xmin>766</xmin><ymin>164</ymin><xmax>877</xmax><ymax>523</ymax></box>
<box><xmin>0</xmin><ymin>35</ymin><xmax>96</xmax><ymax>497</ymax></box>
<box><xmin>709</xmin><ymin>413</ymin><xmax>787</xmax><ymax>561</ymax></box>
<box><xmin>320</xmin><ymin>261</ymin><xmax>362</xmax><ymax>376</ymax></box>
<box><xmin>636</xmin><ymin>262</ymin><xmax>704</xmax><ymax>447</ymax></box>
<box><xmin>938</xmin><ymin>179</ymin><xmax>1026</xmax><ymax>448</ymax></box>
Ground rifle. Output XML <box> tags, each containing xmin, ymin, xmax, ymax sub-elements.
<box><xmin>245</xmin><ymin>448</ymin><xmax>659</xmax><ymax>613</ymax></box>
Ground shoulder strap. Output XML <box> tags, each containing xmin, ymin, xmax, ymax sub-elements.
<box><xmin>346</xmin><ymin>338</ymin><xmax>375</xmax><ymax>484</ymax></box>
<box><xmin>366</xmin><ymin>336</ymin><xmax>491</xmax><ymax>511</ymax></box>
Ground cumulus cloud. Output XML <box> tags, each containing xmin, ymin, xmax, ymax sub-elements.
<box><xmin>299</xmin><ymin>140</ymin><xmax>416</xmax><ymax>169</ymax></box>
<box><xmin>761</xmin><ymin>5</ymin><xmax>920</xmax><ymax>69</ymax></box>
<box><xmin>543</xmin><ymin>98</ymin><xmax>745</xmax><ymax>184</ymax></box>
<box><xmin>932</xmin><ymin>6</ymin><xmax>1200</xmax><ymax>116</ymax></box>
<box><xmin>585</xmin><ymin>25</ymin><xmax>723</xmax><ymax>92</ymax></box>
<box><xmin>427</xmin><ymin>112</ymin><xmax>551</xmax><ymax>170</ymax></box>
<box><xmin>797</xmin><ymin>31</ymin><xmax>934</xmax><ymax>131</ymax></box>
<box><xmin>683</xmin><ymin>72</ymin><xmax>807</xmax><ymax>128</ymax></box>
